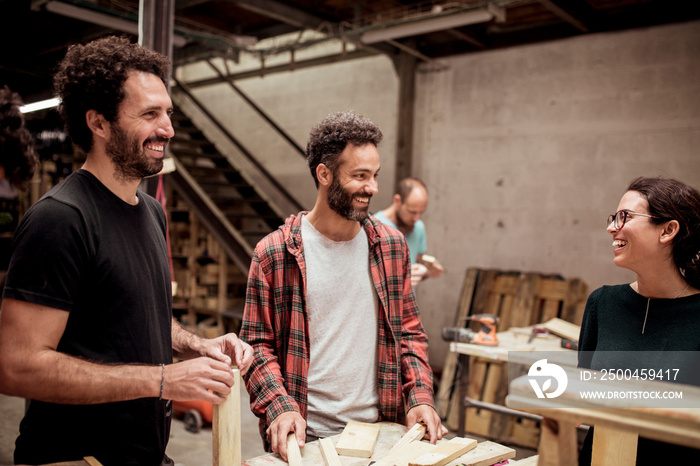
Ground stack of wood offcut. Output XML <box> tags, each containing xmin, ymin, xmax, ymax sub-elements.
<box><xmin>288</xmin><ymin>421</ymin><xmax>534</xmax><ymax>466</ymax></box>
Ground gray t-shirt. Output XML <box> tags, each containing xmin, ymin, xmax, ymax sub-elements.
<box><xmin>301</xmin><ymin>215</ymin><xmax>379</xmax><ymax>438</ymax></box>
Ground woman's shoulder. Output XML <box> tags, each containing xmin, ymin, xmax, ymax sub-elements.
<box><xmin>589</xmin><ymin>283</ymin><xmax>632</xmax><ymax>300</ymax></box>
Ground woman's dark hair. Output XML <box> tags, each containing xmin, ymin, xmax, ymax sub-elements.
<box><xmin>306</xmin><ymin>111</ymin><xmax>383</xmax><ymax>188</ymax></box>
<box><xmin>0</xmin><ymin>86</ymin><xmax>38</xmax><ymax>189</ymax></box>
<box><xmin>53</xmin><ymin>35</ymin><xmax>171</xmax><ymax>153</ymax></box>
<box><xmin>628</xmin><ymin>176</ymin><xmax>700</xmax><ymax>288</ymax></box>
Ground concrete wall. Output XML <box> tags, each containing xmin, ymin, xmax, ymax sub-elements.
<box><xmin>414</xmin><ymin>20</ymin><xmax>700</xmax><ymax>368</ymax></box>
<box><xmin>176</xmin><ymin>52</ymin><xmax>400</xmax><ymax>216</ymax></box>
<box><xmin>177</xmin><ymin>20</ymin><xmax>700</xmax><ymax>372</ymax></box>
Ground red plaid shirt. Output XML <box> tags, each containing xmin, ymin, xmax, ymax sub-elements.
<box><xmin>241</xmin><ymin>213</ymin><xmax>435</xmax><ymax>445</ymax></box>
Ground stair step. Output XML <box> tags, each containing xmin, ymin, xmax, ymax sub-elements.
<box><xmin>171</xmin><ymin>148</ymin><xmax>225</xmax><ymax>159</ymax></box>
<box><xmin>225</xmin><ymin>212</ymin><xmax>280</xmax><ymax>220</ymax></box>
<box><xmin>172</xmin><ymin>125</ymin><xmax>202</xmax><ymax>135</ymax></box>
<box><xmin>170</xmin><ymin>138</ymin><xmax>214</xmax><ymax>149</ymax></box>
<box><xmin>198</xmin><ymin>179</ymin><xmax>250</xmax><ymax>188</ymax></box>
<box><xmin>209</xmin><ymin>194</ymin><xmax>266</xmax><ymax>204</ymax></box>
<box><xmin>181</xmin><ymin>164</ymin><xmax>238</xmax><ymax>174</ymax></box>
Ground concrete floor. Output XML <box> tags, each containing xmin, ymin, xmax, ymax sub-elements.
<box><xmin>0</xmin><ymin>381</ymin><xmax>266</xmax><ymax>466</ymax></box>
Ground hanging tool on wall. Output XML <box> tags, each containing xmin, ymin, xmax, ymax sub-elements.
<box><xmin>441</xmin><ymin>314</ymin><xmax>500</xmax><ymax>346</ymax></box>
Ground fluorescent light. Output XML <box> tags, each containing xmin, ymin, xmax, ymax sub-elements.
<box><xmin>361</xmin><ymin>8</ymin><xmax>493</xmax><ymax>44</ymax></box>
<box><xmin>20</xmin><ymin>97</ymin><xmax>61</xmax><ymax>114</ymax></box>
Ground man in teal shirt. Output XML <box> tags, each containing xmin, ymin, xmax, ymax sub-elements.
<box><xmin>373</xmin><ymin>177</ymin><xmax>444</xmax><ymax>286</ymax></box>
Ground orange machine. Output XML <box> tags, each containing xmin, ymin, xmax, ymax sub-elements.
<box><xmin>172</xmin><ymin>399</ymin><xmax>214</xmax><ymax>433</ymax></box>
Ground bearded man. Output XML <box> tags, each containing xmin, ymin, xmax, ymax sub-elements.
<box><xmin>373</xmin><ymin>177</ymin><xmax>444</xmax><ymax>287</ymax></box>
<box><xmin>0</xmin><ymin>36</ymin><xmax>252</xmax><ymax>466</ymax></box>
<box><xmin>241</xmin><ymin>111</ymin><xmax>446</xmax><ymax>461</ymax></box>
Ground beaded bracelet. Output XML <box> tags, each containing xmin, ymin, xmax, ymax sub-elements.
<box><xmin>159</xmin><ymin>364</ymin><xmax>165</xmax><ymax>400</ymax></box>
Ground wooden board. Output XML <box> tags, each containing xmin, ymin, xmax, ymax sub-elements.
<box><xmin>213</xmin><ymin>368</ymin><xmax>241</xmax><ymax>466</ymax></box>
<box><xmin>541</xmin><ymin>317</ymin><xmax>580</xmax><ymax>341</ymax></box>
<box><xmin>287</xmin><ymin>432</ymin><xmax>303</xmax><ymax>466</ymax></box>
<box><xmin>508</xmin><ymin>456</ymin><xmax>539</xmax><ymax>465</ymax></box>
<box><xmin>590</xmin><ymin>424</ymin><xmax>637</xmax><ymax>466</ymax></box>
<box><xmin>436</xmin><ymin>268</ymin><xmax>479</xmax><ymax>420</ymax></box>
<box><xmin>319</xmin><ymin>438</ymin><xmax>342</xmax><ymax>466</ymax></box>
<box><xmin>372</xmin><ymin>440</ymin><xmax>436</xmax><ymax>466</ymax></box>
<box><xmin>388</xmin><ymin>423</ymin><xmax>426</xmax><ymax>454</ymax></box>
<box><xmin>408</xmin><ymin>437</ymin><xmax>477</xmax><ymax>466</ymax></box>
<box><xmin>335</xmin><ymin>422</ymin><xmax>381</xmax><ymax>458</ymax></box>
<box><xmin>444</xmin><ymin>441</ymin><xmax>516</xmax><ymax>466</ymax></box>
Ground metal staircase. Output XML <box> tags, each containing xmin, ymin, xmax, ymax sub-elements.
<box><xmin>166</xmin><ymin>101</ymin><xmax>302</xmax><ymax>273</ymax></box>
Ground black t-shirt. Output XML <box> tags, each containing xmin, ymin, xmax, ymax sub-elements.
<box><xmin>3</xmin><ymin>170</ymin><xmax>173</xmax><ymax>466</ymax></box>
<box><xmin>577</xmin><ymin>284</ymin><xmax>700</xmax><ymax>465</ymax></box>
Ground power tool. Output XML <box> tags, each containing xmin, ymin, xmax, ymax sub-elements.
<box><xmin>441</xmin><ymin>314</ymin><xmax>499</xmax><ymax>346</ymax></box>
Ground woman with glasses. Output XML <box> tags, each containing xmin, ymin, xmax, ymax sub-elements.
<box><xmin>577</xmin><ymin>176</ymin><xmax>700</xmax><ymax>465</ymax></box>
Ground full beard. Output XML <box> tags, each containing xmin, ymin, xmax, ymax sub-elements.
<box><xmin>106</xmin><ymin>125</ymin><xmax>164</xmax><ymax>183</ymax></box>
<box><xmin>327</xmin><ymin>176</ymin><xmax>371</xmax><ymax>222</ymax></box>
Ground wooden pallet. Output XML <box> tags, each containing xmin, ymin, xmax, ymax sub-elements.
<box><xmin>437</xmin><ymin>268</ymin><xmax>588</xmax><ymax>448</ymax></box>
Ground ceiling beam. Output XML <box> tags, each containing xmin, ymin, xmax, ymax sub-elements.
<box><xmin>539</xmin><ymin>0</ymin><xmax>588</xmax><ymax>32</ymax></box>
<box><xmin>228</xmin><ymin>0</ymin><xmax>324</xmax><ymax>29</ymax></box>
<box><xmin>181</xmin><ymin>48</ymin><xmax>376</xmax><ymax>88</ymax></box>
<box><xmin>446</xmin><ymin>28</ymin><xmax>487</xmax><ymax>49</ymax></box>
<box><xmin>175</xmin><ymin>0</ymin><xmax>211</xmax><ymax>9</ymax></box>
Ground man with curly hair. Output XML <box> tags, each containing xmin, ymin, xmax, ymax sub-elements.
<box><xmin>241</xmin><ymin>111</ymin><xmax>446</xmax><ymax>460</ymax></box>
<box><xmin>0</xmin><ymin>36</ymin><xmax>252</xmax><ymax>466</ymax></box>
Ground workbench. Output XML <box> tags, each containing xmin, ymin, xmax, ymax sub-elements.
<box><xmin>242</xmin><ymin>422</ymin><xmax>523</xmax><ymax>466</ymax></box>
<box><xmin>448</xmin><ymin>325</ymin><xmax>578</xmax><ymax>447</ymax></box>
<box><xmin>507</xmin><ymin>366</ymin><xmax>700</xmax><ymax>465</ymax></box>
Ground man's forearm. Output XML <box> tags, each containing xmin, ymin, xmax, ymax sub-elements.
<box><xmin>0</xmin><ymin>350</ymin><xmax>161</xmax><ymax>404</ymax></box>
<box><xmin>171</xmin><ymin>316</ymin><xmax>204</xmax><ymax>360</ymax></box>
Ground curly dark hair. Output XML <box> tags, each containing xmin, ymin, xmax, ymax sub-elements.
<box><xmin>306</xmin><ymin>111</ymin><xmax>383</xmax><ymax>187</ymax></box>
<box><xmin>0</xmin><ymin>86</ymin><xmax>38</xmax><ymax>189</ymax></box>
<box><xmin>53</xmin><ymin>35</ymin><xmax>171</xmax><ymax>153</ymax></box>
<box><xmin>627</xmin><ymin>176</ymin><xmax>700</xmax><ymax>288</ymax></box>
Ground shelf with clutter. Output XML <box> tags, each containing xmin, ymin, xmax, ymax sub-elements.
<box><xmin>166</xmin><ymin>183</ymin><xmax>247</xmax><ymax>338</ymax></box>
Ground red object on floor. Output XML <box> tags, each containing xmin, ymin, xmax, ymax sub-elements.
<box><xmin>172</xmin><ymin>399</ymin><xmax>214</xmax><ymax>433</ymax></box>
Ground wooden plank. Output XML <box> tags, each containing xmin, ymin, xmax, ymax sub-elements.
<box><xmin>372</xmin><ymin>440</ymin><xmax>436</xmax><ymax>466</ymax></box>
<box><xmin>446</xmin><ymin>270</ymin><xmax>499</xmax><ymax>430</ymax></box>
<box><xmin>318</xmin><ymin>438</ymin><xmax>341</xmax><ymax>466</ymax></box>
<box><xmin>286</xmin><ymin>432</ymin><xmax>303</xmax><ymax>466</ymax></box>
<box><xmin>213</xmin><ymin>368</ymin><xmax>241</xmax><ymax>466</ymax></box>
<box><xmin>409</xmin><ymin>437</ymin><xmax>477</xmax><ymax>466</ymax></box>
<box><xmin>508</xmin><ymin>455</ymin><xmax>539</xmax><ymax>465</ymax></box>
<box><xmin>541</xmin><ymin>317</ymin><xmax>580</xmax><ymax>341</ymax></box>
<box><xmin>562</xmin><ymin>278</ymin><xmax>588</xmax><ymax>325</ymax></box>
<box><xmin>436</xmin><ymin>268</ymin><xmax>479</xmax><ymax>419</ymax></box>
<box><xmin>591</xmin><ymin>423</ymin><xmax>637</xmax><ymax>466</ymax></box>
<box><xmin>539</xmin><ymin>298</ymin><xmax>561</xmax><ymax>323</ymax></box>
<box><xmin>537</xmin><ymin>419</ymin><xmax>578</xmax><ymax>466</ymax></box>
<box><xmin>444</xmin><ymin>440</ymin><xmax>516</xmax><ymax>466</ymax></box>
<box><xmin>335</xmin><ymin>421</ymin><xmax>381</xmax><ymax>458</ymax></box>
<box><xmin>536</xmin><ymin>278</ymin><xmax>569</xmax><ymax>301</ymax></box>
<box><xmin>464</xmin><ymin>358</ymin><xmax>488</xmax><ymax>436</ymax></box>
<box><xmin>389</xmin><ymin>423</ymin><xmax>426</xmax><ymax>453</ymax></box>
<box><xmin>490</xmin><ymin>272</ymin><xmax>519</xmax><ymax>329</ymax></box>
<box><xmin>83</xmin><ymin>458</ymin><xmax>103</xmax><ymax>466</ymax></box>
<box><xmin>509</xmin><ymin>273</ymin><xmax>539</xmax><ymax>329</ymax></box>
<box><xmin>467</xmin><ymin>361</ymin><xmax>502</xmax><ymax>436</ymax></box>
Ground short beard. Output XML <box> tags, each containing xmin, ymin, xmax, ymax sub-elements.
<box><xmin>327</xmin><ymin>175</ymin><xmax>370</xmax><ymax>222</ymax></box>
<box><xmin>106</xmin><ymin>124</ymin><xmax>164</xmax><ymax>183</ymax></box>
<box><xmin>396</xmin><ymin>214</ymin><xmax>415</xmax><ymax>233</ymax></box>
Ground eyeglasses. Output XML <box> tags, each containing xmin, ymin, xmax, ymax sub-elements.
<box><xmin>607</xmin><ymin>210</ymin><xmax>658</xmax><ymax>230</ymax></box>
